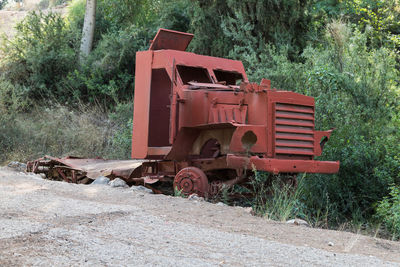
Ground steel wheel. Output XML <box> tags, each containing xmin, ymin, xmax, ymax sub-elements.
<box><xmin>173</xmin><ymin>167</ymin><xmax>209</xmax><ymax>197</ymax></box>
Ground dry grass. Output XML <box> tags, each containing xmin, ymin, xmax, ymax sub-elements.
<box><xmin>0</xmin><ymin>103</ymin><xmax>132</xmax><ymax>164</ymax></box>
<box><xmin>326</xmin><ymin>19</ymin><xmax>350</xmax><ymax>71</ymax></box>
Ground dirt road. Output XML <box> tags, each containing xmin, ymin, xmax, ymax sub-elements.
<box><xmin>0</xmin><ymin>167</ymin><xmax>399</xmax><ymax>266</ymax></box>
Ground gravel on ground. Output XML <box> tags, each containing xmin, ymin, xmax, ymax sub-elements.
<box><xmin>0</xmin><ymin>167</ymin><xmax>399</xmax><ymax>266</ymax></box>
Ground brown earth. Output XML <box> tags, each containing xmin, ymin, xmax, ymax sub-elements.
<box><xmin>0</xmin><ymin>167</ymin><xmax>399</xmax><ymax>266</ymax></box>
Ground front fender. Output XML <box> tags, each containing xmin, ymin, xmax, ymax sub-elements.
<box><xmin>314</xmin><ymin>128</ymin><xmax>334</xmax><ymax>156</ymax></box>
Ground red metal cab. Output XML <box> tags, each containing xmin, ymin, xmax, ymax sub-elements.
<box><xmin>131</xmin><ymin>28</ymin><xmax>339</xmax><ymax>196</ymax></box>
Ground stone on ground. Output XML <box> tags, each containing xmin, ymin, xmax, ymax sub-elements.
<box><xmin>188</xmin><ymin>193</ymin><xmax>204</xmax><ymax>201</ymax></box>
<box><xmin>131</xmin><ymin>185</ymin><xmax>153</xmax><ymax>194</ymax></box>
<box><xmin>286</xmin><ymin>218</ymin><xmax>310</xmax><ymax>227</ymax></box>
<box><xmin>108</xmin><ymin>178</ymin><xmax>128</xmax><ymax>188</ymax></box>
<box><xmin>91</xmin><ymin>176</ymin><xmax>110</xmax><ymax>185</ymax></box>
<box><xmin>7</xmin><ymin>161</ymin><xmax>27</xmax><ymax>172</ymax></box>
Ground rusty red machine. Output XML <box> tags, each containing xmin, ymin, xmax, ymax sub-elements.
<box><xmin>27</xmin><ymin>28</ymin><xmax>339</xmax><ymax>196</ymax></box>
<box><xmin>130</xmin><ymin>28</ymin><xmax>339</xmax><ymax>196</ymax></box>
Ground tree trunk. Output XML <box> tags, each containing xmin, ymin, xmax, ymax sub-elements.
<box><xmin>79</xmin><ymin>0</ymin><xmax>96</xmax><ymax>64</ymax></box>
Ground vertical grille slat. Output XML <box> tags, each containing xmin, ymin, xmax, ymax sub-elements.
<box><xmin>274</xmin><ymin>103</ymin><xmax>315</xmax><ymax>158</ymax></box>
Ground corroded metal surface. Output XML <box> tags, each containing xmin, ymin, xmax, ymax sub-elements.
<box><xmin>27</xmin><ymin>156</ymin><xmax>142</xmax><ymax>183</ymax></box>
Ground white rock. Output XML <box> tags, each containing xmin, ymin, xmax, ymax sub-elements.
<box><xmin>131</xmin><ymin>185</ymin><xmax>153</xmax><ymax>194</ymax></box>
<box><xmin>7</xmin><ymin>161</ymin><xmax>27</xmax><ymax>172</ymax></box>
<box><xmin>108</xmin><ymin>178</ymin><xmax>127</xmax><ymax>187</ymax></box>
<box><xmin>244</xmin><ymin>207</ymin><xmax>253</xmax><ymax>214</ymax></box>
<box><xmin>328</xmin><ymin>242</ymin><xmax>334</xmax><ymax>247</ymax></box>
<box><xmin>286</xmin><ymin>218</ymin><xmax>310</xmax><ymax>227</ymax></box>
<box><xmin>91</xmin><ymin>176</ymin><xmax>110</xmax><ymax>185</ymax></box>
<box><xmin>216</xmin><ymin>202</ymin><xmax>227</xmax><ymax>206</ymax></box>
<box><xmin>188</xmin><ymin>193</ymin><xmax>204</xmax><ymax>201</ymax></box>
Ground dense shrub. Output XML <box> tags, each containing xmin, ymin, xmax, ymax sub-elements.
<box><xmin>0</xmin><ymin>12</ymin><xmax>76</xmax><ymax>102</ymax></box>
<box><xmin>66</xmin><ymin>26</ymin><xmax>154</xmax><ymax>105</ymax></box>
<box><xmin>376</xmin><ymin>185</ymin><xmax>400</xmax><ymax>240</ymax></box>
<box><xmin>0</xmin><ymin>78</ymin><xmax>29</xmax><ymax>113</ymax></box>
<box><xmin>189</xmin><ymin>0</ymin><xmax>312</xmax><ymax>58</ymax></box>
<box><xmin>0</xmin><ymin>0</ymin><xmax>7</xmax><ymax>10</ymax></box>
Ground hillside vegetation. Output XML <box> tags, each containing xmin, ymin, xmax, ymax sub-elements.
<box><xmin>0</xmin><ymin>0</ymin><xmax>399</xmax><ymax>239</ymax></box>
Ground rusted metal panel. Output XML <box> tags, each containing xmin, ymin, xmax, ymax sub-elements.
<box><xmin>149</xmin><ymin>28</ymin><xmax>193</xmax><ymax>51</ymax></box>
<box><xmin>27</xmin><ymin>156</ymin><xmax>142</xmax><ymax>183</ymax></box>
<box><xmin>226</xmin><ymin>155</ymin><xmax>339</xmax><ymax>174</ymax></box>
<box><xmin>131</xmin><ymin>51</ymin><xmax>153</xmax><ymax>159</ymax></box>
<box><xmin>208</xmin><ymin>104</ymin><xmax>247</xmax><ymax>124</ymax></box>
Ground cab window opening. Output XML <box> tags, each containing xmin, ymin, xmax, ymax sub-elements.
<box><xmin>177</xmin><ymin>65</ymin><xmax>212</xmax><ymax>85</ymax></box>
<box><xmin>214</xmin><ymin>70</ymin><xmax>243</xmax><ymax>85</ymax></box>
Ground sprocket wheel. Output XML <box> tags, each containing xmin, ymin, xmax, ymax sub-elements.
<box><xmin>173</xmin><ymin>167</ymin><xmax>209</xmax><ymax>197</ymax></box>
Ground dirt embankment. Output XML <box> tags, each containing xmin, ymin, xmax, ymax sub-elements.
<box><xmin>0</xmin><ymin>167</ymin><xmax>399</xmax><ymax>266</ymax></box>
<box><xmin>0</xmin><ymin>0</ymin><xmax>68</xmax><ymax>38</ymax></box>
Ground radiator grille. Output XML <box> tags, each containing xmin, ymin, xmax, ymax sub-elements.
<box><xmin>274</xmin><ymin>103</ymin><xmax>315</xmax><ymax>158</ymax></box>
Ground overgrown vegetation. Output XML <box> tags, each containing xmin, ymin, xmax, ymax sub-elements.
<box><xmin>376</xmin><ymin>184</ymin><xmax>400</xmax><ymax>240</ymax></box>
<box><xmin>0</xmin><ymin>103</ymin><xmax>133</xmax><ymax>163</ymax></box>
<box><xmin>0</xmin><ymin>0</ymin><xmax>8</xmax><ymax>10</ymax></box>
<box><xmin>248</xmin><ymin>171</ymin><xmax>306</xmax><ymax>222</ymax></box>
<box><xmin>0</xmin><ymin>0</ymin><xmax>399</xmax><ymax>239</ymax></box>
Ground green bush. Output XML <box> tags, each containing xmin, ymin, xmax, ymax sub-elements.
<box><xmin>0</xmin><ymin>0</ymin><xmax>8</xmax><ymax>10</ymax></box>
<box><xmin>376</xmin><ymin>185</ymin><xmax>400</xmax><ymax>240</ymax></box>
<box><xmin>0</xmin><ymin>78</ymin><xmax>30</xmax><ymax>113</ymax></box>
<box><xmin>38</xmin><ymin>0</ymin><xmax>49</xmax><ymax>9</ymax></box>
<box><xmin>66</xmin><ymin>26</ymin><xmax>153</xmax><ymax>105</ymax></box>
<box><xmin>0</xmin><ymin>11</ymin><xmax>76</xmax><ymax>102</ymax></box>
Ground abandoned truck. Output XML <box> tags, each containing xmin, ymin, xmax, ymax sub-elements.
<box><xmin>27</xmin><ymin>28</ymin><xmax>340</xmax><ymax>197</ymax></box>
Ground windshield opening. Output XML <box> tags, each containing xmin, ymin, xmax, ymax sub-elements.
<box><xmin>214</xmin><ymin>70</ymin><xmax>243</xmax><ymax>85</ymax></box>
<box><xmin>177</xmin><ymin>65</ymin><xmax>212</xmax><ymax>84</ymax></box>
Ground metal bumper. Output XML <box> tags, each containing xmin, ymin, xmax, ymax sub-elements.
<box><xmin>226</xmin><ymin>155</ymin><xmax>340</xmax><ymax>174</ymax></box>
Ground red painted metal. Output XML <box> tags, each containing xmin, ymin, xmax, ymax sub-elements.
<box><xmin>149</xmin><ymin>28</ymin><xmax>193</xmax><ymax>51</ymax></box>
<box><xmin>131</xmin><ymin>28</ymin><xmax>340</xmax><ymax>190</ymax></box>
<box><xmin>173</xmin><ymin>167</ymin><xmax>209</xmax><ymax>197</ymax></box>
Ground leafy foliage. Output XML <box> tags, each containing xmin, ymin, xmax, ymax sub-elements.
<box><xmin>0</xmin><ymin>0</ymin><xmax>7</xmax><ymax>10</ymax></box>
<box><xmin>376</xmin><ymin>185</ymin><xmax>400</xmax><ymax>240</ymax></box>
<box><xmin>0</xmin><ymin>12</ymin><xmax>76</xmax><ymax>103</ymax></box>
<box><xmin>66</xmin><ymin>25</ymin><xmax>153</xmax><ymax>105</ymax></box>
<box><xmin>189</xmin><ymin>0</ymin><xmax>311</xmax><ymax>59</ymax></box>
